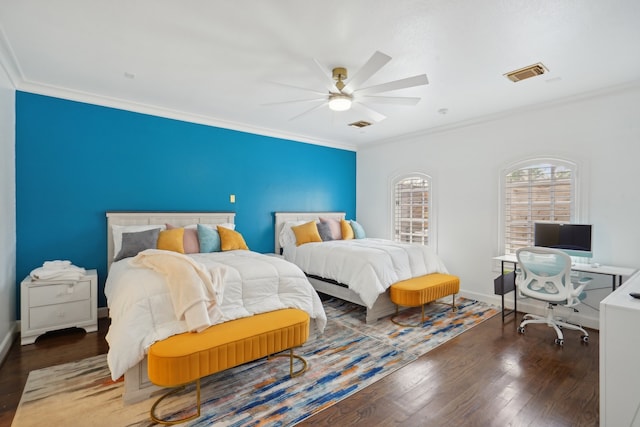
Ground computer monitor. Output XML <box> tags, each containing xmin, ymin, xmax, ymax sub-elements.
<box><xmin>533</xmin><ymin>223</ymin><xmax>593</xmax><ymax>258</ymax></box>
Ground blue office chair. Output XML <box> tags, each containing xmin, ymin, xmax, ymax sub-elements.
<box><xmin>515</xmin><ymin>247</ymin><xmax>591</xmax><ymax>346</ymax></box>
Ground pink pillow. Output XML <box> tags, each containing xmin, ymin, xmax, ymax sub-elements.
<box><xmin>166</xmin><ymin>224</ymin><xmax>200</xmax><ymax>254</ymax></box>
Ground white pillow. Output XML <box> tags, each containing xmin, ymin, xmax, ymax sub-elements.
<box><xmin>111</xmin><ymin>224</ymin><xmax>166</xmax><ymax>260</ymax></box>
<box><xmin>278</xmin><ymin>220</ymin><xmax>307</xmax><ymax>249</ymax></box>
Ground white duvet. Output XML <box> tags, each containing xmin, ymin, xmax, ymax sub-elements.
<box><xmin>105</xmin><ymin>250</ymin><xmax>327</xmax><ymax>381</ymax></box>
<box><xmin>283</xmin><ymin>238</ymin><xmax>449</xmax><ymax>309</ymax></box>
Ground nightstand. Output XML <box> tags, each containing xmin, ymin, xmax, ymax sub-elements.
<box><xmin>20</xmin><ymin>269</ymin><xmax>98</xmax><ymax>345</ymax></box>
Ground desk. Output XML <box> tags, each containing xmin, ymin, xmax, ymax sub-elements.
<box><xmin>492</xmin><ymin>255</ymin><xmax>636</xmax><ymax>322</ymax></box>
<box><xmin>599</xmin><ymin>270</ymin><xmax>640</xmax><ymax>426</ymax></box>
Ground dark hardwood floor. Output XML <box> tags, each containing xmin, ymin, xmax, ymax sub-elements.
<box><xmin>0</xmin><ymin>312</ymin><xmax>599</xmax><ymax>426</ymax></box>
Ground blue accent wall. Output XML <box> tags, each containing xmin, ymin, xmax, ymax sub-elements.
<box><xmin>15</xmin><ymin>92</ymin><xmax>356</xmax><ymax>309</ymax></box>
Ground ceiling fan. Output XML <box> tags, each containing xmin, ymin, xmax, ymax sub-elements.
<box><xmin>265</xmin><ymin>51</ymin><xmax>429</xmax><ymax>123</ymax></box>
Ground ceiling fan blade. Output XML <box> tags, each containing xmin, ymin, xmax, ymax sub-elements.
<box><xmin>355</xmin><ymin>74</ymin><xmax>429</xmax><ymax>95</ymax></box>
<box><xmin>352</xmin><ymin>102</ymin><xmax>387</xmax><ymax>123</ymax></box>
<box><xmin>261</xmin><ymin>97</ymin><xmax>326</xmax><ymax>107</ymax></box>
<box><xmin>288</xmin><ymin>101</ymin><xmax>328</xmax><ymax>121</ymax></box>
<box><xmin>359</xmin><ymin>95</ymin><xmax>421</xmax><ymax>106</ymax></box>
<box><xmin>342</xmin><ymin>51</ymin><xmax>392</xmax><ymax>94</ymax></box>
<box><xmin>306</xmin><ymin>58</ymin><xmax>337</xmax><ymax>92</ymax></box>
<box><xmin>266</xmin><ymin>80</ymin><xmax>327</xmax><ymax>96</ymax></box>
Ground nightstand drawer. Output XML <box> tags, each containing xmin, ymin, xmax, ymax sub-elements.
<box><xmin>29</xmin><ymin>300</ymin><xmax>91</xmax><ymax>329</ymax></box>
<box><xmin>28</xmin><ymin>280</ymin><xmax>91</xmax><ymax>307</ymax></box>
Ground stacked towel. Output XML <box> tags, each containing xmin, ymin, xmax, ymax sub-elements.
<box><xmin>30</xmin><ymin>260</ymin><xmax>86</xmax><ymax>281</ymax></box>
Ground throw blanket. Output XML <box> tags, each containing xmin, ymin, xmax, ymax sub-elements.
<box><xmin>283</xmin><ymin>238</ymin><xmax>449</xmax><ymax>309</ymax></box>
<box><xmin>130</xmin><ymin>249</ymin><xmax>225</xmax><ymax>333</ymax></box>
<box><xmin>105</xmin><ymin>250</ymin><xmax>327</xmax><ymax>381</ymax></box>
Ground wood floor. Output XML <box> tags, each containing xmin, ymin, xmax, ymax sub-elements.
<box><xmin>0</xmin><ymin>311</ymin><xmax>599</xmax><ymax>426</ymax></box>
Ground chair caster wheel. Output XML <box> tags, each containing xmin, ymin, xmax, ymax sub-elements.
<box><xmin>555</xmin><ymin>338</ymin><xmax>564</xmax><ymax>346</ymax></box>
<box><xmin>581</xmin><ymin>335</ymin><xmax>589</xmax><ymax>343</ymax></box>
<box><xmin>517</xmin><ymin>326</ymin><xmax>525</xmax><ymax>334</ymax></box>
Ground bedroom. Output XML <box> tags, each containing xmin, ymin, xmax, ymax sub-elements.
<box><xmin>1</xmin><ymin>1</ymin><xmax>640</xmax><ymax>425</ymax></box>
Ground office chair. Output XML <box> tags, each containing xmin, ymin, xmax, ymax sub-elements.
<box><xmin>515</xmin><ymin>247</ymin><xmax>590</xmax><ymax>346</ymax></box>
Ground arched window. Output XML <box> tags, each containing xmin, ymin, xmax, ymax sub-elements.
<box><xmin>501</xmin><ymin>158</ymin><xmax>578</xmax><ymax>255</ymax></box>
<box><xmin>393</xmin><ymin>174</ymin><xmax>431</xmax><ymax>245</ymax></box>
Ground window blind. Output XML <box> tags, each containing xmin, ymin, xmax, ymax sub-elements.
<box><xmin>504</xmin><ymin>163</ymin><xmax>574</xmax><ymax>255</ymax></box>
<box><xmin>394</xmin><ymin>176</ymin><xmax>430</xmax><ymax>245</ymax></box>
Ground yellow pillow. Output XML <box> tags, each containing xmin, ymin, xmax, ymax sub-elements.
<box><xmin>157</xmin><ymin>227</ymin><xmax>185</xmax><ymax>253</ymax></box>
<box><xmin>292</xmin><ymin>221</ymin><xmax>322</xmax><ymax>246</ymax></box>
<box><xmin>218</xmin><ymin>225</ymin><xmax>249</xmax><ymax>251</ymax></box>
<box><xmin>341</xmin><ymin>219</ymin><xmax>354</xmax><ymax>240</ymax></box>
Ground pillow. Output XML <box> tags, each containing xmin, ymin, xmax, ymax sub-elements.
<box><xmin>316</xmin><ymin>221</ymin><xmax>334</xmax><ymax>241</ymax></box>
<box><xmin>278</xmin><ymin>220</ymin><xmax>307</xmax><ymax>249</ymax></box>
<box><xmin>157</xmin><ymin>227</ymin><xmax>185</xmax><ymax>253</ymax></box>
<box><xmin>350</xmin><ymin>220</ymin><xmax>366</xmax><ymax>239</ymax></box>
<box><xmin>166</xmin><ymin>223</ymin><xmax>199</xmax><ymax>253</ymax></box>
<box><xmin>111</xmin><ymin>224</ymin><xmax>165</xmax><ymax>260</ymax></box>
<box><xmin>319</xmin><ymin>217</ymin><xmax>342</xmax><ymax>240</ymax></box>
<box><xmin>292</xmin><ymin>221</ymin><xmax>322</xmax><ymax>246</ymax></box>
<box><xmin>341</xmin><ymin>219</ymin><xmax>354</xmax><ymax>240</ymax></box>
<box><xmin>114</xmin><ymin>228</ymin><xmax>160</xmax><ymax>261</ymax></box>
<box><xmin>218</xmin><ymin>226</ymin><xmax>249</xmax><ymax>251</ymax></box>
<box><xmin>198</xmin><ymin>223</ymin><xmax>236</xmax><ymax>252</ymax></box>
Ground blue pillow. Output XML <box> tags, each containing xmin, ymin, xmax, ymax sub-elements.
<box><xmin>197</xmin><ymin>224</ymin><xmax>221</xmax><ymax>252</ymax></box>
<box><xmin>350</xmin><ymin>220</ymin><xmax>366</xmax><ymax>239</ymax></box>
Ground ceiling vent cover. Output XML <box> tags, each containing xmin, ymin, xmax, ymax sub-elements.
<box><xmin>504</xmin><ymin>63</ymin><xmax>547</xmax><ymax>82</ymax></box>
<box><xmin>349</xmin><ymin>120</ymin><xmax>372</xmax><ymax>128</ymax></box>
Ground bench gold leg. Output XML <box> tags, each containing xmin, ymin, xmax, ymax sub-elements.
<box><xmin>150</xmin><ymin>379</ymin><xmax>201</xmax><ymax>425</ymax></box>
<box><xmin>268</xmin><ymin>348</ymin><xmax>308</xmax><ymax>377</ymax></box>
<box><xmin>391</xmin><ymin>295</ymin><xmax>459</xmax><ymax>327</ymax></box>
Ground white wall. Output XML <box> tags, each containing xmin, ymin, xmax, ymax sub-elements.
<box><xmin>0</xmin><ymin>65</ymin><xmax>16</xmax><ymax>363</ymax></box>
<box><xmin>357</xmin><ymin>83</ymin><xmax>640</xmax><ymax>329</ymax></box>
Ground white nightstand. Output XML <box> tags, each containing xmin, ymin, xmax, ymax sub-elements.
<box><xmin>20</xmin><ymin>269</ymin><xmax>98</xmax><ymax>345</ymax></box>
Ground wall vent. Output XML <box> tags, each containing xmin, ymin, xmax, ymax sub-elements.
<box><xmin>348</xmin><ymin>120</ymin><xmax>372</xmax><ymax>128</ymax></box>
<box><xmin>504</xmin><ymin>63</ymin><xmax>547</xmax><ymax>82</ymax></box>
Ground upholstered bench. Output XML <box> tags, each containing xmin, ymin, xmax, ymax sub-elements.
<box><xmin>389</xmin><ymin>273</ymin><xmax>460</xmax><ymax>327</ymax></box>
<box><xmin>147</xmin><ymin>308</ymin><xmax>310</xmax><ymax>425</ymax></box>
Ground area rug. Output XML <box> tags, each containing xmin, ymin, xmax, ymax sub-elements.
<box><xmin>12</xmin><ymin>297</ymin><xmax>498</xmax><ymax>427</ymax></box>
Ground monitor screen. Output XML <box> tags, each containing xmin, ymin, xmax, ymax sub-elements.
<box><xmin>534</xmin><ymin>223</ymin><xmax>593</xmax><ymax>257</ymax></box>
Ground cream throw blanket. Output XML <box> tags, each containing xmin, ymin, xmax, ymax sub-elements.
<box><xmin>130</xmin><ymin>249</ymin><xmax>225</xmax><ymax>332</ymax></box>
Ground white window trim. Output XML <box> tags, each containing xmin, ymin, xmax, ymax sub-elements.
<box><xmin>390</xmin><ymin>172</ymin><xmax>437</xmax><ymax>251</ymax></box>
<box><xmin>498</xmin><ymin>156</ymin><xmax>588</xmax><ymax>257</ymax></box>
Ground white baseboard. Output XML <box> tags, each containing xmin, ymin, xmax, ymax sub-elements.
<box><xmin>459</xmin><ymin>290</ymin><xmax>600</xmax><ymax>330</ymax></box>
<box><xmin>0</xmin><ymin>321</ymin><xmax>18</xmax><ymax>366</ymax></box>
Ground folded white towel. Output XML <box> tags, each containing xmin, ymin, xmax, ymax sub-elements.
<box><xmin>30</xmin><ymin>265</ymin><xmax>86</xmax><ymax>281</ymax></box>
<box><xmin>43</xmin><ymin>260</ymin><xmax>73</xmax><ymax>270</ymax></box>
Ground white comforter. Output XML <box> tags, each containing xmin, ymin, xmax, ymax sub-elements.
<box><xmin>283</xmin><ymin>238</ymin><xmax>449</xmax><ymax>309</ymax></box>
<box><xmin>105</xmin><ymin>250</ymin><xmax>327</xmax><ymax>381</ymax></box>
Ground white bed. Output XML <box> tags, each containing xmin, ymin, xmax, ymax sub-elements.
<box><xmin>274</xmin><ymin>212</ymin><xmax>449</xmax><ymax>323</ymax></box>
<box><xmin>105</xmin><ymin>211</ymin><xmax>326</xmax><ymax>403</ymax></box>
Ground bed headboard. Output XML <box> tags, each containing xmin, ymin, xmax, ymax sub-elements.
<box><xmin>106</xmin><ymin>211</ymin><xmax>235</xmax><ymax>269</ymax></box>
<box><xmin>274</xmin><ymin>212</ymin><xmax>345</xmax><ymax>254</ymax></box>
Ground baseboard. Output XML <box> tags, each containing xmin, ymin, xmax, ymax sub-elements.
<box><xmin>459</xmin><ymin>290</ymin><xmax>600</xmax><ymax>330</ymax></box>
<box><xmin>0</xmin><ymin>321</ymin><xmax>18</xmax><ymax>367</ymax></box>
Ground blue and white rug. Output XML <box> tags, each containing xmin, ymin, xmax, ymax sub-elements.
<box><xmin>12</xmin><ymin>297</ymin><xmax>498</xmax><ymax>427</ymax></box>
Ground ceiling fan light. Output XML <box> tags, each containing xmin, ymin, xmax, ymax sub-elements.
<box><xmin>328</xmin><ymin>94</ymin><xmax>352</xmax><ymax>111</ymax></box>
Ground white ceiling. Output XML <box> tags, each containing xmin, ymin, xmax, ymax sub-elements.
<box><xmin>1</xmin><ymin>0</ymin><xmax>639</xmax><ymax>150</ymax></box>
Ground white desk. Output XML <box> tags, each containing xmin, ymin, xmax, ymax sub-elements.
<box><xmin>493</xmin><ymin>254</ymin><xmax>636</xmax><ymax>321</ymax></box>
<box><xmin>600</xmin><ymin>271</ymin><xmax>640</xmax><ymax>427</ymax></box>
<box><xmin>495</xmin><ymin>254</ymin><xmax>636</xmax><ymax>290</ymax></box>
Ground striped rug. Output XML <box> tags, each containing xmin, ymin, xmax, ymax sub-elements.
<box><xmin>12</xmin><ymin>297</ymin><xmax>498</xmax><ymax>427</ymax></box>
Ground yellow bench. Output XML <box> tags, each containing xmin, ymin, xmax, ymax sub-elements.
<box><xmin>147</xmin><ymin>308</ymin><xmax>310</xmax><ymax>425</ymax></box>
<box><xmin>389</xmin><ymin>273</ymin><xmax>460</xmax><ymax>326</ymax></box>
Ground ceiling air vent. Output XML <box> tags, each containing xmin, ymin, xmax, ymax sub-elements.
<box><xmin>349</xmin><ymin>120</ymin><xmax>372</xmax><ymax>128</ymax></box>
<box><xmin>504</xmin><ymin>63</ymin><xmax>547</xmax><ymax>82</ymax></box>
